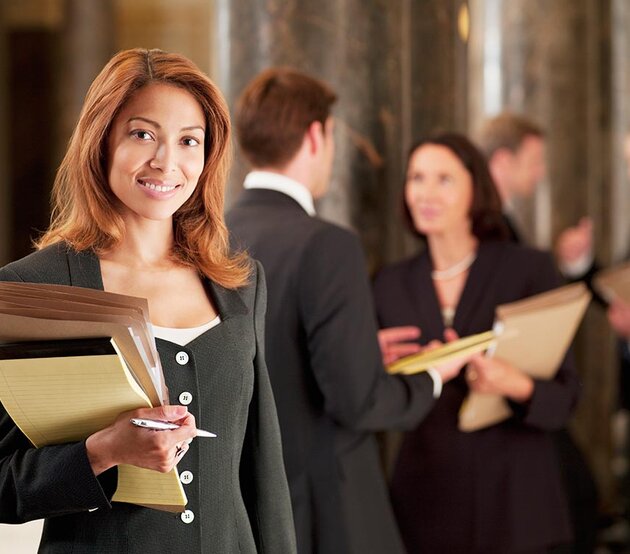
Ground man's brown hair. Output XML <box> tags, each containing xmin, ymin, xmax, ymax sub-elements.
<box><xmin>475</xmin><ymin>111</ymin><xmax>544</xmax><ymax>159</ymax></box>
<box><xmin>235</xmin><ymin>67</ymin><xmax>337</xmax><ymax>168</ymax></box>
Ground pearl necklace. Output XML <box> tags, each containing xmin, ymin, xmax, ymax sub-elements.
<box><xmin>431</xmin><ymin>252</ymin><xmax>477</xmax><ymax>281</ymax></box>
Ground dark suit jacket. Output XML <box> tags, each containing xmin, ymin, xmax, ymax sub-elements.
<box><xmin>373</xmin><ymin>241</ymin><xmax>576</xmax><ymax>553</ymax></box>
<box><xmin>227</xmin><ymin>188</ymin><xmax>438</xmax><ymax>554</ymax></box>
<box><xmin>0</xmin><ymin>243</ymin><xmax>296</xmax><ymax>553</ymax></box>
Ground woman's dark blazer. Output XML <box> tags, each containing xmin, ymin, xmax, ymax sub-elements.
<box><xmin>0</xmin><ymin>243</ymin><xmax>296</xmax><ymax>554</ymax></box>
<box><xmin>373</xmin><ymin>241</ymin><xmax>577</xmax><ymax>553</ymax></box>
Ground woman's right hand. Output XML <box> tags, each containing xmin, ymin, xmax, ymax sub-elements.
<box><xmin>608</xmin><ymin>299</ymin><xmax>630</xmax><ymax>339</ymax></box>
<box><xmin>429</xmin><ymin>328</ymin><xmax>473</xmax><ymax>383</ymax></box>
<box><xmin>85</xmin><ymin>405</ymin><xmax>197</xmax><ymax>476</ymax></box>
<box><xmin>377</xmin><ymin>326</ymin><xmax>422</xmax><ymax>365</ymax></box>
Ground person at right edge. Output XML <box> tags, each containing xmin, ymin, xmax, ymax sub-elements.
<box><xmin>477</xmin><ymin>112</ymin><xmax>599</xmax><ymax>553</ymax></box>
<box><xmin>226</xmin><ymin>68</ymin><xmax>471</xmax><ymax>554</ymax></box>
<box><xmin>373</xmin><ymin>133</ymin><xmax>579</xmax><ymax>553</ymax></box>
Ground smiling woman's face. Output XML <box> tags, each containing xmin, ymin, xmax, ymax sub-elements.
<box><xmin>404</xmin><ymin>143</ymin><xmax>474</xmax><ymax>238</ymax></box>
<box><xmin>106</xmin><ymin>82</ymin><xmax>206</xmax><ymax>224</ymax></box>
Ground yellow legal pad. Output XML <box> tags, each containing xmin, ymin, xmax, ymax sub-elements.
<box><xmin>0</xmin><ymin>337</ymin><xmax>186</xmax><ymax>513</ymax></box>
<box><xmin>386</xmin><ymin>330</ymin><xmax>496</xmax><ymax>375</ymax></box>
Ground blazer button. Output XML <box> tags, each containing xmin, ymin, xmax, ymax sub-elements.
<box><xmin>179</xmin><ymin>391</ymin><xmax>193</xmax><ymax>405</ymax></box>
<box><xmin>175</xmin><ymin>351</ymin><xmax>190</xmax><ymax>365</ymax></box>
<box><xmin>180</xmin><ymin>510</ymin><xmax>195</xmax><ymax>524</ymax></box>
<box><xmin>180</xmin><ymin>470</ymin><xmax>193</xmax><ymax>484</ymax></box>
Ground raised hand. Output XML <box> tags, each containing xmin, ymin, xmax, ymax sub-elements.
<box><xmin>430</xmin><ymin>328</ymin><xmax>470</xmax><ymax>383</ymax></box>
<box><xmin>555</xmin><ymin>217</ymin><xmax>593</xmax><ymax>267</ymax></box>
<box><xmin>608</xmin><ymin>298</ymin><xmax>630</xmax><ymax>339</ymax></box>
<box><xmin>378</xmin><ymin>326</ymin><xmax>421</xmax><ymax>365</ymax></box>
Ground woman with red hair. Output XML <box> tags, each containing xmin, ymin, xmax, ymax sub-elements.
<box><xmin>0</xmin><ymin>49</ymin><xmax>295</xmax><ymax>553</ymax></box>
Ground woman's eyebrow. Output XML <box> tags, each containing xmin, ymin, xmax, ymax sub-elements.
<box><xmin>127</xmin><ymin>117</ymin><xmax>204</xmax><ymax>133</ymax></box>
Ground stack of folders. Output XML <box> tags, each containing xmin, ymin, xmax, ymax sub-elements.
<box><xmin>386</xmin><ymin>282</ymin><xmax>592</xmax><ymax>431</ymax></box>
<box><xmin>594</xmin><ymin>261</ymin><xmax>630</xmax><ymax>303</ymax></box>
<box><xmin>0</xmin><ymin>282</ymin><xmax>187</xmax><ymax>513</ymax></box>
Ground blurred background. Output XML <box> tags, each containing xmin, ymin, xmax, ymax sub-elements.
<box><xmin>1</xmin><ymin>0</ymin><xmax>630</xmax><ymax>551</ymax></box>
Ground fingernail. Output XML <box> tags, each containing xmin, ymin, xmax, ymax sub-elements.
<box><xmin>170</xmin><ymin>405</ymin><xmax>188</xmax><ymax>417</ymax></box>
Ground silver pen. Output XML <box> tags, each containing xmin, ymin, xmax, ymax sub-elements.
<box><xmin>130</xmin><ymin>418</ymin><xmax>217</xmax><ymax>438</ymax></box>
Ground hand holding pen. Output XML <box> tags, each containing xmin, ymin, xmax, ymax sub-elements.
<box><xmin>86</xmin><ymin>405</ymin><xmax>201</xmax><ymax>476</ymax></box>
<box><xmin>130</xmin><ymin>417</ymin><xmax>217</xmax><ymax>437</ymax></box>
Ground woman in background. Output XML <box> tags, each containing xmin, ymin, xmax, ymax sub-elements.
<box><xmin>0</xmin><ymin>48</ymin><xmax>295</xmax><ymax>553</ymax></box>
<box><xmin>373</xmin><ymin>133</ymin><xmax>578</xmax><ymax>553</ymax></box>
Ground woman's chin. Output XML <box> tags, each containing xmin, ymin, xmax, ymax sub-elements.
<box><xmin>415</xmin><ymin>223</ymin><xmax>441</xmax><ymax>236</ymax></box>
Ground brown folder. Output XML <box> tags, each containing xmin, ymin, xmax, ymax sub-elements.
<box><xmin>458</xmin><ymin>282</ymin><xmax>591</xmax><ymax>431</ymax></box>
<box><xmin>0</xmin><ymin>283</ymin><xmax>185</xmax><ymax>512</ymax></box>
<box><xmin>0</xmin><ymin>282</ymin><xmax>167</xmax><ymax>406</ymax></box>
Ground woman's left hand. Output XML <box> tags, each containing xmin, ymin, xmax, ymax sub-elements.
<box><xmin>466</xmin><ymin>355</ymin><xmax>534</xmax><ymax>403</ymax></box>
<box><xmin>377</xmin><ymin>326</ymin><xmax>422</xmax><ymax>365</ymax></box>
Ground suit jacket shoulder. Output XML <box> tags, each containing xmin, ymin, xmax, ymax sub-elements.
<box><xmin>0</xmin><ymin>243</ymin><xmax>74</xmax><ymax>283</ymax></box>
<box><xmin>228</xmin><ymin>188</ymin><xmax>360</xmax><ymax>256</ymax></box>
<box><xmin>373</xmin><ymin>252</ymin><xmax>420</xmax><ymax>289</ymax></box>
<box><xmin>485</xmin><ymin>241</ymin><xmax>561</xmax><ymax>294</ymax></box>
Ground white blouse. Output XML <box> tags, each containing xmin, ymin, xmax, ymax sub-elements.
<box><xmin>152</xmin><ymin>315</ymin><xmax>221</xmax><ymax>346</ymax></box>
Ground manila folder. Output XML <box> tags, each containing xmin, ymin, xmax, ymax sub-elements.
<box><xmin>458</xmin><ymin>283</ymin><xmax>591</xmax><ymax>432</ymax></box>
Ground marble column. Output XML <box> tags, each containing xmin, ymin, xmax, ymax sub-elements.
<box><xmin>0</xmin><ymin>7</ymin><xmax>9</xmax><ymax>266</ymax></box>
<box><xmin>408</xmin><ymin>0</ymin><xmax>470</xmax><ymax>138</ymax></box>
<box><xmin>611</xmin><ymin>0</ymin><xmax>630</xmax><ymax>261</ymax></box>
<box><xmin>114</xmin><ymin>0</ymin><xmax>213</xmax><ymax>76</ymax></box>
<box><xmin>57</xmin><ymin>0</ymin><xmax>115</xmax><ymax>162</ymax></box>
<box><xmin>214</xmin><ymin>0</ymin><xmax>469</xmax><ymax>270</ymax></box>
<box><xmin>469</xmin><ymin>0</ymin><xmax>616</xmax><ymax>502</ymax></box>
<box><xmin>1</xmin><ymin>0</ymin><xmax>67</xmax><ymax>262</ymax></box>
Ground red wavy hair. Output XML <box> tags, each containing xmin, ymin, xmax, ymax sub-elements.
<box><xmin>38</xmin><ymin>48</ymin><xmax>250</xmax><ymax>289</ymax></box>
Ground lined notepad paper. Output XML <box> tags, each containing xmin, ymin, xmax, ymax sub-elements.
<box><xmin>0</xmin><ymin>337</ymin><xmax>186</xmax><ymax>512</ymax></box>
<box><xmin>386</xmin><ymin>330</ymin><xmax>496</xmax><ymax>375</ymax></box>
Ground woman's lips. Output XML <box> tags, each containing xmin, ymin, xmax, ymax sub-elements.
<box><xmin>136</xmin><ymin>178</ymin><xmax>181</xmax><ymax>198</ymax></box>
<box><xmin>137</xmin><ymin>178</ymin><xmax>179</xmax><ymax>193</ymax></box>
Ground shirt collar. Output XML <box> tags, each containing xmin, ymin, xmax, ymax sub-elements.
<box><xmin>243</xmin><ymin>171</ymin><xmax>316</xmax><ymax>216</ymax></box>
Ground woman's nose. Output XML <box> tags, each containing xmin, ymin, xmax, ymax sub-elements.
<box><xmin>149</xmin><ymin>143</ymin><xmax>176</xmax><ymax>173</ymax></box>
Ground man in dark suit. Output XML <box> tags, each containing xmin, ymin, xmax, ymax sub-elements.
<box><xmin>226</xmin><ymin>68</ymin><xmax>466</xmax><ymax>554</ymax></box>
<box><xmin>476</xmin><ymin>112</ymin><xmax>599</xmax><ymax>554</ymax></box>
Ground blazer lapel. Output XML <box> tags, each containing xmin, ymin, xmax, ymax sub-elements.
<box><xmin>453</xmin><ymin>242</ymin><xmax>502</xmax><ymax>335</ymax></box>
<box><xmin>66</xmin><ymin>247</ymin><xmax>104</xmax><ymax>290</ymax></box>
<box><xmin>205</xmin><ymin>280</ymin><xmax>249</xmax><ymax>321</ymax></box>
<box><xmin>405</xmin><ymin>252</ymin><xmax>446</xmax><ymax>342</ymax></box>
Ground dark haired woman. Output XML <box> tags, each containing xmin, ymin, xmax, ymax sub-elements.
<box><xmin>373</xmin><ymin>133</ymin><xmax>578</xmax><ymax>553</ymax></box>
